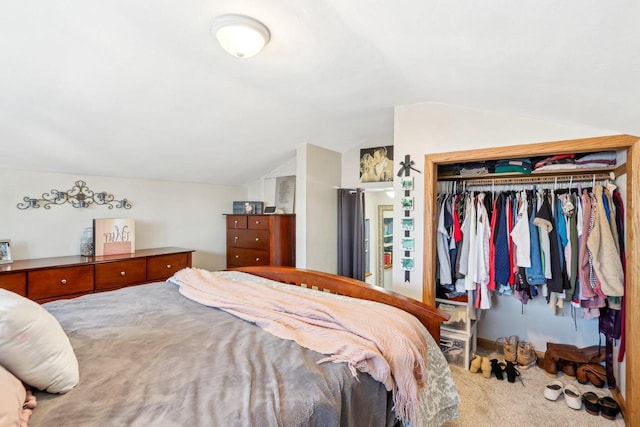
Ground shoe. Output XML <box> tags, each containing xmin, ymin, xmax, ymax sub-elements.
<box><xmin>469</xmin><ymin>353</ymin><xmax>482</xmax><ymax>373</ymax></box>
<box><xmin>578</xmin><ymin>363</ymin><xmax>607</xmax><ymax>388</ymax></box>
<box><xmin>490</xmin><ymin>359</ymin><xmax>505</xmax><ymax>380</ymax></box>
<box><xmin>563</xmin><ymin>384</ymin><xmax>582</xmax><ymax>410</ymax></box>
<box><xmin>544</xmin><ymin>380</ymin><xmax>564</xmax><ymax>401</ymax></box>
<box><xmin>542</xmin><ymin>352</ymin><xmax>559</xmax><ymax>377</ymax></box>
<box><xmin>481</xmin><ymin>357</ymin><xmax>492</xmax><ymax>379</ymax></box>
<box><xmin>504</xmin><ymin>361</ymin><xmax>521</xmax><ymax>384</ymax></box>
<box><xmin>516</xmin><ymin>341</ymin><xmax>537</xmax><ymax>369</ymax></box>
<box><xmin>502</xmin><ymin>336</ymin><xmax>518</xmax><ymax>363</ymax></box>
<box><xmin>576</xmin><ymin>364</ymin><xmax>589</xmax><ymax>384</ymax></box>
<box><xmin>559</xmin><ymin>360</ymin><xmax>577</xmax><ymax>378</ymax></box>
<box><xmin>582</xmin><ymin>391</ymin><xmax>600</xmax><ymax>416</ymax></box>
<box><xmin>598</xmin><ymin>396</ymin><xmax>621</xmax><ymax>420</ymax></box>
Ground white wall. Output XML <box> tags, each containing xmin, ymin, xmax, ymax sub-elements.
<box><xmin>297</xmin><ymin>144</ymin><xmax>341</xmax><ymax>272</ymax></box>
<box><xmin>392</xmin><ymin>101</ymin><xmax>617</xmax><ymax>351</ymax></box>
<box><xmin>0</xmin><ymin>168</ymin><xmax>244</xmax><ymax>270</ymax></box>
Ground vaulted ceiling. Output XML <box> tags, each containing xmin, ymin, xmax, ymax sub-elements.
<box><xmin>1</xmin><ymin>1</ymin><xmax>638</xmax><ymax>185</ymax></box>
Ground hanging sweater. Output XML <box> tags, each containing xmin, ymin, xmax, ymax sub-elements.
<box><xmin>587</xmin><ymin>185</ymin><xmax>624</xmax><ymax>300</ymax></box>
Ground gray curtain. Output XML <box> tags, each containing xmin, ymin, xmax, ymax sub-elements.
<box><xmin>337</xmin><ymin>188</ymin><xmax>365</xmax><ymax>280</ymax></box>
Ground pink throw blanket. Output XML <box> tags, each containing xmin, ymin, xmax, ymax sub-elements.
<box><xmin>172</xmin><ymin>268</ymin><xmax>429</xmax><ymax>426</ymax></box>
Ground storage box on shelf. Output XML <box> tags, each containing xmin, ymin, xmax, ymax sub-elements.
<box><xmin>436</xmin><ymin>297</ymin><xmax>477</xmax><ymax>369</ymax></box>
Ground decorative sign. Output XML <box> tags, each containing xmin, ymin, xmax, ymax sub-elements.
<box><xmin>93</xmin><ymin>218</ymin><xmax>135</xmax><ymax>256</ymax></box>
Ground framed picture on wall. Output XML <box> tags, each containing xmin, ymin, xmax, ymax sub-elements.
<box><xmin>275</xmin><ymin>175</ymin><xmax>296</xmax><ymax>214</ymax></box>
<box><xmin>401</xmin><ymin>217</ymin><xmax>414</xmax><ymax>231</ymax></box>
<box><xmin>401</xmin><ymin>257</ymin><xmax>414</xmax><ymax>271</ymax></box>
<box><xmin>400</xmin><ymin>176</ymin><xmax>414</xmax><ymax>191</ymax></box>
<box><xmin>359</xmin><ymin>145</ymin><xmax>394</xmax><ymax>183</ymax></box>
<box><xmin>401</xmin><ymin>196</ymin><xmax>414</xmax><ymax>211</ymax></box>
<box><xmin>0</xmin><ymin>239</ymin><xmax>13</xmax><ymax>264</ymax></box>
<box><xmin>401</xmin><ymin>237</ymin><xmax>415</xmax><ymax>251</ymax></box>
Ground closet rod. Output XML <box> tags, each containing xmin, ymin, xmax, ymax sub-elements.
<box><xmin>452</xmin><ymin>171</ymin><xmax>615</xmax><ymax>187</ymax></box>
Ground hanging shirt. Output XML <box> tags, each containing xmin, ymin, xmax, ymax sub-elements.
<box><xmin>458</xmin><ymin>195</ymin><xmax>472</xmax><ymax>277</ymax></box>
<box><xmin>474</xmin><ymin>192</ymin><xmax>491</xmax><ymax>287</ymax></box>
<box><xmin>533</xmin><ymin>191</ymin><xmax>568</xmax><ymax>293</ymax></box>
<box><xmin>526</xmin><ymin>189</ymin><xmax>546</xmax><ymax>286</ymax></box>
<box><xmin>464</xmin><ymin>194</ymin><xmax>478</xmax><ymax>291</ymax></box>
<box><xmin>494</xmin><ymin>193</ymin><xmax>511</xmax><ymax>285</ymax></box>
<box><xmin>510</xmin><ymin>191</ymin><xmax>531</xmax><ymax>268</ymax></box>
<box><xmin>436</xmin><ymin>195</ymin><xmax>453</xmax><ymax>285</ymax></box>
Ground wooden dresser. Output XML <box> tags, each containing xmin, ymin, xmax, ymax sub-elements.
<box><xmin>225</xmin><ymin>214</ymin><xmax>295</xmax><ymax>268</ymax></box>
<box><xmin>0</xmin><ymin>247</ymin><xmax>194</xmax><ymax>303</ymax></box>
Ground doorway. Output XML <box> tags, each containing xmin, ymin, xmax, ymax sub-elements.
<box><xmin>363</xmin><ymin>190</ymin><xmax>394</xmax><ymax>288</ymax></box>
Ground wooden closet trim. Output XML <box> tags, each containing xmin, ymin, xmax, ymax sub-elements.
<box><xmin>423</xmin><ymin>134</ymin><xmax>639</xmax><ymax>424</ymax></box>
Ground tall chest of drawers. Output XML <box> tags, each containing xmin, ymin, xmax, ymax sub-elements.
<box><xmin>225</xmin><ymin>214</ymin><xmax>295</xmax><ymax>268</ymax></box>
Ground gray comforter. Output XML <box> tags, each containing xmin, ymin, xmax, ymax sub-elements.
<box><xmin>29</xmin><ymin>279</ymin><xmax>458</xmax><ymax>427</ymax></box>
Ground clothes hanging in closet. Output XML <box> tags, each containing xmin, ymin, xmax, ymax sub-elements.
<box><xmin>435</xmin><ymin>183</ymin><xmax>625</xmax><ymax>318</ymax></box>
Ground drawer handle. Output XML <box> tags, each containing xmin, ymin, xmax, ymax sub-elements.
<box><xmin>60</xmin><ymin>279</ymin><xmax>67</xmax><ymax>285</ymax></box>
<box><xmin>234</xmin><ymin>236</ymin><xmax>238</xmax><ymax>240</ymax></box>
<box><xmin>166</xmin><ymin>264</ymin><xmax>172</xmax><ymax>269</ymax></box>
<box><xmin>120</xmin><ymin>271</ymin><xmax>126</xmax><ymax>276</ymax></box>
<box><xmin>255</xmin><ymin>220</ymin><xmax>260</xmax><ymax>224</ymax></box>
<box><xmin>235</xmin><ymin>255</ymin><xmax>239</xmax><ymax>259</ymax></box>
<box><xmin>255</xmin><ymin>258</ymin><xmax>260</xmax><ymax>261</ymax></box>
<box><xmin>255</xmin><ymin>237</ymin><xmax>260</xmax><ymax>241</ymax></box>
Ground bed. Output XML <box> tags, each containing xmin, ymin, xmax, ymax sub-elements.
<box><xmin>2</xmin><ymin>266</ymin><xmax>459</xmax><ymax>427</ymax></box>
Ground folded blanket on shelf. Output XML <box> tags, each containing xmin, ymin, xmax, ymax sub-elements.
<box><xmin>575</xmin><ymin>151</ymin><xmax>617</xmax><ymax>166</ymax></box>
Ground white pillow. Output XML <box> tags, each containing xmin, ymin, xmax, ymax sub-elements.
<box><xmin>0</xmin><ymin>364</ymin><xmax>26</xmax><ymax>427</ymax></box>
<box><xmin>0</xmin><ymin>289</ymin><xmax>79</xmax><ymax>393</ymax></box>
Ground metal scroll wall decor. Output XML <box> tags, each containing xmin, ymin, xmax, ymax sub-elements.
<box><xmin>397</xmin><ymin>155</ymin><xmax>422</xmax><ymax>282</ymax></box>
<box><xmin>17</xmin><ymin>180</ymin><xmax>131</xmax><ymax>210</ymax></box>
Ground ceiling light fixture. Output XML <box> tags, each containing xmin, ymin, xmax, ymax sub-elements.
<box><xmin>211</xmin><ymin>14</ymin><xmax>270</xmax><ymax>59</ymax></box>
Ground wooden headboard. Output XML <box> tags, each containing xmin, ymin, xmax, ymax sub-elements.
<box><xmin>230</xmin><ymin>266</ymin><xmax>449</xmax><ymax>343</ymax></box>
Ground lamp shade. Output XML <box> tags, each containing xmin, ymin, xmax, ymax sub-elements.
<box><xmin>211</xmin><ymin>14</ymin><xmax>270</xmax><ymax>58</ymax></box>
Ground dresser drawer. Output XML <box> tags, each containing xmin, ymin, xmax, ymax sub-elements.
<box><xmin>247</xmin><ymin>216</ymin><xmax>270</xmax><ymax>230</ymax></box>
<box><xmin>227</xmin><ymin>229</ymin><xmax>270</xmax><ymax>250</ymax></box>
<box><xmin>227</xmin><ymin>248</ymin><xmax>270</xmax><ymax>267</ymax></box>
<box><xmin>226</xmin><ymin>215</ymin><xmax>248</xmax><ymax>229</ymax></box>
<box><xmin>147</xmin><ymin>253</ymin><xmax>190</xmax><ymax>281</ymax></box>
<box><xmin>28</xmin><ymin>266</ymin><xmax>94</xmax><ymax>300</ymax></box>
<box><xmin>0</xmin><ymin>272</ymin><xmax>27</xmax><ymax>296</ymax></box>
<box><xmin>95</xmin><ymin>259</ymin><xmax>147</xmax><ymax>290</ymax></box>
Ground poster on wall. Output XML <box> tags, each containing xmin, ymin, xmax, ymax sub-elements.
<box><xmin>275</xmin><ymin>176</ymin><xmax>296</xmax><ymax>213</ymax></box>
<box><xmin>93</xmin><ymin>218</ymin><xmax>135</xmax><ymax>256</ymax></box>
<box><xmin>359</xmin><ymin>145</ymin><xmax>394</xmax><ymax>182</ymax></box>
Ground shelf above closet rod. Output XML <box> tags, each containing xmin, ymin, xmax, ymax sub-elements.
<box><xmin>449</xmin><ymin>171</ymin><xmax>615</xmax><ymax>187</ymax></box>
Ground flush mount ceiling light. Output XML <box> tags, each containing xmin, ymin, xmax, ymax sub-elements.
<box><xmin>211</xmin><ymin>14</ymin><xmax>270</xmax><ymax>58</ymax></box>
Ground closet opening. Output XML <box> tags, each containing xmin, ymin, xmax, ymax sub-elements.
<box><xmin>422</xmin><ymin>134</ymin><xmax>639</xmax><ymax>422</ymax></box>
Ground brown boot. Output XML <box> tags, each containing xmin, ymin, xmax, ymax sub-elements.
<box><xmin>542</xmin><ymin>352</ymin><xmax>559</xmax><ymax>377</ymax></box>
<box><xmin>577</xmin><ymin>363</ymin><xmax>607</xmax><ymax>388</ymax></box>
<box><xmin>545</xmin><ymin>343</ymin><xmax>606</xmax><ymax>365</ymax></box>
<box><xmin>576</xmin><ymin>364</ymin><xmax>589</xmax><ymax>384</ymax></box>
<box><xmin>559</xmin><ymin>360</ymin><xmax>577</xmax><ymax>378</ymax></box>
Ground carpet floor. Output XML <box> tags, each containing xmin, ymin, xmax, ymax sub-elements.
<box><xmin>441</xmin><ymin>349</ymin><xmax>624</xmax><ymax>426</ymax></box>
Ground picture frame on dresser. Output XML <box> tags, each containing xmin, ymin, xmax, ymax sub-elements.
<box><xmin>0</xmin><ymin>239</ymin><xmax>12</xmax><ymax>264</ymax></box>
